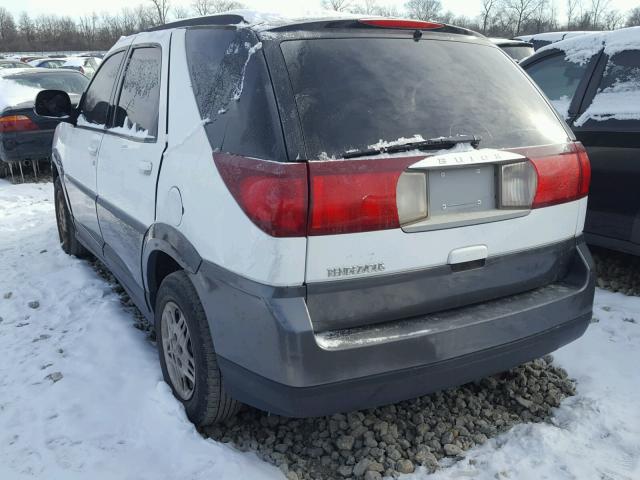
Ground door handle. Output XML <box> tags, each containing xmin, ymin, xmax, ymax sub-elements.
<box><xmin>138</xmin><ymin>161</ymin><xmax>153</xmax><ymax>175</ymax></box>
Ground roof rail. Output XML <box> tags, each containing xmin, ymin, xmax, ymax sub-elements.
<box><xmin>146</xmin><ymin>14</ymin><xmax>245</xmax><ymax>32</ymax></box>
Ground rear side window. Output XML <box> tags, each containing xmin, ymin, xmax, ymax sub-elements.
<box><xmin>80</xmin><ymin>51</ymin><xmax>125</xmax><ymax>127</ymax></box>
<box><xmin>600</xmin><ymin>50</ymin><xmax>640</xmax><ymax>90</ymax></box>
<box><xmin>575</xmin><ymin>49</ymin><xmax>640</xmax><ymax>127</ymax></box>
<box><xmin>281</xmin><ymin>38</ymin><xmax>569</xmax><ymax>159</ymax></box>
<box><xmin>112</xmin><ymin>47</ymin><xmax>162</xmax><ymax>140</ymax></box>
<box><xmin>525</xmin><ymin>54</ymin><xmax>590</xmax><ymax>118</ymax></box>
<box><xmin>185</xmin><ymin>28</ymin><xmax>286</xmax><ymax>161</ymax></box>
<box><xmin>501</xmin><ymin>45</ymin><xmax>534</xmax><ymax>61</ymax></box>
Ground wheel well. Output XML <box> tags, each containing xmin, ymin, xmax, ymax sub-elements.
<box><xmin>51</xmin><ymin>161</ymin><xmax>59</xmax><ymax>181</ymax></box>
<box><xmin>148</xmin><ymin>251</ymin><xmax>182</xmax><ymax>310</ymax></box>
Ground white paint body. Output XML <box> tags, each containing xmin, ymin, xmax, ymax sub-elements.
<box><xmin>56</xmin><ymin>27</ymin><xmax>588</xmax><ymax>290</ymax></box>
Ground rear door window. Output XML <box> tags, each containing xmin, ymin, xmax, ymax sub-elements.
<box><xmin>112</xmin><ymin>47</ymin><xmax>161</xmax><ymax>140</ymax></box>
<box><xmin>575</xmin><ymin>49</ymin><xmax>640</xmax><ymax>126</ymax></box>
<box><xmin>523</xmin><ymin>53</ymin><xmax>591</xmax><ymax>119</ymax></box>
<box><xmin>79</xmin><ymin>51</ymin><xmax>125</xmax><ymax>127</ymax></box>
<box><xmin>280</xmin><ymin>38</ymin><xmax>569</xmax><ymax>159</ymax></box>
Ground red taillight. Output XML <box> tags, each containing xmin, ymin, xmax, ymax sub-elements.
<box><xmin>214</xmin><ymin>154</ymin><xmax>308</xmax><ymax>237</ymax></box>
<box><xmin>520</xmin><ymin>142</ymin><xmax>591</xmax><ymax>209</ymax></box>
<box><xmin>215</xmin><ymin>154</ymin><xmax>415</xmax><ymax>237</ymax></box>
<box><xmin>358</xmin><ymin>18</ymin><xmax>444</xmax><ymax>29</ymax></box>
<box><xmin>0</xmin><ymin>115</ymin><xmax>39</xmax><ymax>133</ymax></box>
<box><xmin>308</xmin><ymin>158</ymin><xmax>414</xmax><ymax>235</ymax></box>
<box><xmin>215</xmin><ymin>143</ymin><xmax>591</xmax><ymax>238</ymax></box>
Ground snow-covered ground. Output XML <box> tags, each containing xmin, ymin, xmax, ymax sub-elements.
<box><xmin>1</xmin><ymin>180</ymin><xmax>639</xmax><ymax>480</ymax></box>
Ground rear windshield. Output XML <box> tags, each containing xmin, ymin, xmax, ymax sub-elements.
<box><xmin>501</xmin><ymin>45</ymin><xmax>535</xmax><ymax>61</ymax></box>
<box><xmin>280</xmin><ymin>38</ymin><xmax>569</xmax><ymax>159</ymax></box>
<box><xmin>6</xmin><ymin>72</ymin><xmax>88</xmax><ymax>94</ymax></box>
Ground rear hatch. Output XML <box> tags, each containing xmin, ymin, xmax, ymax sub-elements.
<box><xmin>274</xmin><ymin>26</ymin><xmax>589</xmax><ymax>332</ymax></box>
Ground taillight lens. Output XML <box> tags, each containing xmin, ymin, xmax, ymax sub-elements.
<box><xmin>396</xmin><ymin>171</ymin><xmax>428</xmax><ymax>225</ymax></box>
<box><xmin>215</xmin><ymin>154</ymin><xmax>416</xmax><ymax>237</ymax></box>
<box><xmin>0</xmin><ymin>115</ymin><xmax>39</xmax><ymax>133</ymax></box>
<box><xmin>213</xmin><ymin>154</ymin><xmax>308</xmax><ymax>237</ymax></box>
<box><xmin>308</xmin><ymin>158</ymin><xmax>415</xmax><ymax>235</ymax></box>
<box><xmin>499</xmin><ymin>161</ymin><xmax>537</xmax><ymax>208</ymax></box>
<box><xmin>527</xmin><ymin>143</ymin><xmax>591</xmax><ymax>209</ymax></box>
<box><xmin>215</xmin><ymin>143</ymin><xmax>590</xmax><ymax>238</ymax></box>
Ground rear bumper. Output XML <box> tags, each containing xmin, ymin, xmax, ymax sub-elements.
<box><xmin>0</xmin><ymin>130</ymin><xmax>55</xmax><ymax>163</ymax></box>
<box><xmin>191</xmin><ymin>237</ymin><xmax>595</xmax><ymax>417</ymax></box>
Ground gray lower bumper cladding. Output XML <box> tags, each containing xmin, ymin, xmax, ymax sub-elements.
<box><xmin>190</xmin><ymin>237</ymin><xmax>595</xmax><ymax>417</ymax></box>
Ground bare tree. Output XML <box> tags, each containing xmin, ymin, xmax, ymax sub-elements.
<box><xmin>404</xmin><ymin>0</ymin><xmax>443</xmax><ymax>20</ymax></box>
<box><xmin>79</xmin><ymin>13</ymin><xmax>99</xmax><ymax>48</ymax></box>
<box><xmin>192</xmin><ymin>0</ymin><xmax>244</xmax><ymax>15</ymax></box>
<box><xmin>321</xmin><ymin>0</ymin><xmax>354</xmax><ymax>12</ymax></box>
<box><xmin>149</xmin><ymin>0</ymin><xmax>171</xmax><ymax>24</ymax></box>
<box><xmin>173</xmin><ymin>5</ymin><xmax>191</xmax><ymax>19</ymax></box>
<box><xmin>566</xmin><ymin>0</ymin><xmax>582</xmax><ymax>28</ymax></box>
<box><xmin>602</xmin><ymin>9</ymin><xmax>623</xmax><ymax>29</ymax></box>
<box><xmin>0</xmin><ymin>7</ymin><xmax>17</xmax><ymax>44</ymax></box>
<box><xmin>192</xmin><ymin>0</ymin><xmax>212</xmax><ymax>15</ymax></box>
<box><xmin>627</xmin><ymin>6</ymin><xmax>640</xmax><ymax>26</ymax></box>
<box><xmin>136</xmin><ymin>4</ymin><xmax>159</xmax><ymax>29</ymax></box>
<box><xmin>587</xmin><ymin>0</ymin><xmax>611</xmax><ymax>28</ymax></box>
<box><xmin>18</xmin><ymin>12</ymin><xmax>35</xmax><ymax>48</ymax></box>
<box><xmin>480</xmin><ymin>0</ymin><xmax>497</xmax><ymax>33</ymax></box>
<box><xmin>504</xmin><ymin>0</ymin><xmax>541</xmax><ymax>35</ymax></box>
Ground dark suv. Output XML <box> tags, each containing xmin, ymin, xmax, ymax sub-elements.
<box><xmin>522</xmin><ymin>28</ymin><xmax>640</xmax><ymax>255</ymax></box>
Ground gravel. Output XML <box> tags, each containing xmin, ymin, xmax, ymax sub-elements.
<box><xmin>592</xmin><ymin>247</ymin><xmax>640</xmax><ymax>296</ymax></box>
<box><xmin>204</xmin><ymin>357</ymin><xmax>576</xmax><ymax>479</ymax></box>
<box><xmin>85</xmin><ymin>240</ymin><xmax>630</xmax><ymax>480</ymax></box>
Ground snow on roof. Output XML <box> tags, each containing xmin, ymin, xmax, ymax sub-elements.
<box><xmin>538</xmin><ymin>27</ymin><xmax>640</xmax><ymax>64</ymax></box>
<box><xmin>63</xmin><ymin>57</ymin><xmax>88</xmax><ymax>67</ymax></box>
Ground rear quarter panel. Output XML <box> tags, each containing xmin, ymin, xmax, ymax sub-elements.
<box><xmin>157</xmin><ymin>29</ymin><xmax>307</xmax><ymax>287</ymax></box>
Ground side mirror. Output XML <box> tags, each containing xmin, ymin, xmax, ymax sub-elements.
<box><xmin>34</xmin><ymin>90</ymin><xmax>75</xmax><ymax>122</ymax></box>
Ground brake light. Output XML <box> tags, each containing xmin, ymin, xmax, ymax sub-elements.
<box><xmin>527</xmin><ymin>143</ymin><xmax>591</xmax><ymax>208</ymax></box>
<box><xmin>215</xmin><ymin>143</ymin><xmax>590</xmax><ymax>239</ymax></box>
<box><xmin>358</xmin><ymin>19</ymin><xmax>444</xmax><ymax>29</ymax></box>
<box><xmin>308</xmin><ymin>158</ymin><xmax>415</xmax><ymax>235</ymax></box>
<box><xmin>0</xmin><ymin>115</ymin><xmax>39</xmax><ymax>133</ymax></box>
<box><xmin>215</xmin><ymin>154</ymin><xmax>416</xmax><ymax>237</ymax></box>
<box><xmin>214</xmin><ymin>154</ymin><xmax>308</xmax><ymax>237</ymax></box>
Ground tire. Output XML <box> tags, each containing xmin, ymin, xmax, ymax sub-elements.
<box><xmin>156</xmin><ymin>271</ymin><xmax>241</xmax><ymax>427</ymax></box>
<box><xmin>54</xmin><ymin>177</ymin><xmax>89</xmax><ymax>258</ymax></box>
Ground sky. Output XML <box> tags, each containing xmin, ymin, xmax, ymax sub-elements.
<box><xmin>0</xmin><ymin>0</ymin><xmax>637</xmax><ymax>23</ymax></box>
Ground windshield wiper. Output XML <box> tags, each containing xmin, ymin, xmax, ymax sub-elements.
<box><xmin>342</xmin><ymin>135</ymin><xmax>481</xmax><ymax>159</ymax></box>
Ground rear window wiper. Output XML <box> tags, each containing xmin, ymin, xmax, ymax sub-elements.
<box><xmin>342</xmin><ymin>135</ymin><xmax>481</xmax><ymax>159</ymax></box>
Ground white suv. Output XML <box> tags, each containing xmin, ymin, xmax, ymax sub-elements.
<box><xmin>35</xmin><ymin>14</ymin><xmax>595</xmax><ymax>427</ymax></box>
